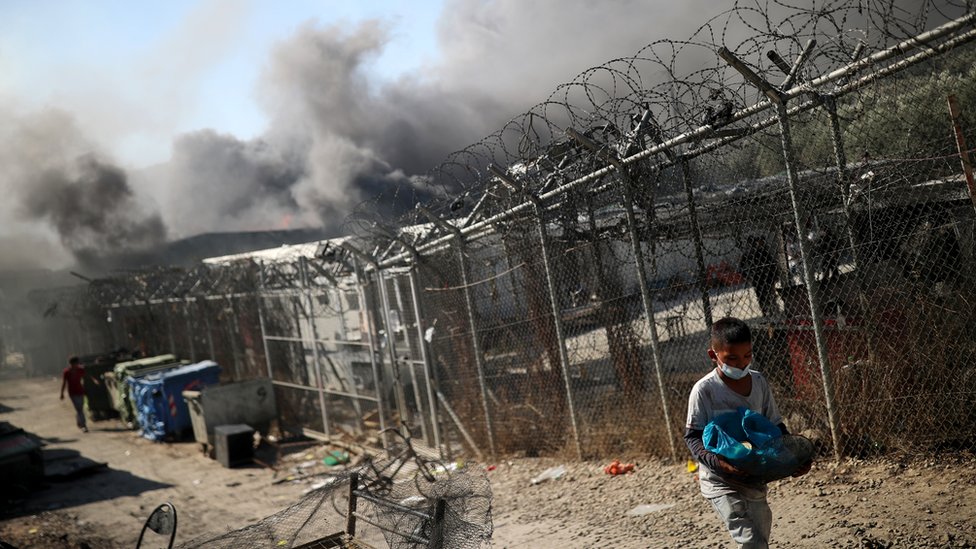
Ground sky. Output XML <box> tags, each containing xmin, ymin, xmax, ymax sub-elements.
<box><xmin>0</xmin><ymin>0</ymin><xmax>443</xmax><ymax>168</ymax></box>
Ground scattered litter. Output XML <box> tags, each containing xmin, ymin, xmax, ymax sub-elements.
<box><xmin>399</xmin><ymin>495</ymin><xmax>425</xmax><ymax>507</ymax></box>
<box><xmin>604</xmin><ymin>460</ymin><xmax>635</xmax><ymax>475</ymax></box>
<box><xmin>192</xmin><ymin>479</ymin><xmax>201</xmax><ymax>486</ymax></box>
<box><xmin>530</xmin><ymin>465</ymin><xmax>566</xmax><ymax>485</ymax></box>
<box><xmin>434</xmin><ymin>460</ymin><xmax>463</xmax><ymax>474</ymax></box>
<box><xmin>361</xmin><ymin>410</ymin><xmax>381</xmax><ymax>430</ymax></box>
<box><xmin>686</xmin><ymin>460</ymin><xmax>699</xmax><ymax>473</ymax></box>
<box><xmin>271</xmin><ymin>475</ymin><xmax>298</xmax><ymax>485</ymax></box>
<box><xmin>626</xmin><ymin>503</ymin><xmax>676</xmax><ymax>516</ymax></box>
<box><xmin>302</xmin><ymin>481</ymin><xmax>331</xmax><ymax>494</ymax></box>
<box><xmin>486</xmin><ymin>465</ymin><xmax>497</xmax><ymax>472</ymax></box>
<box><xmin>28</xmin><ymin>528</ymin><xmax>37</xmax><ymax>535</ymax></box>
<box><xmin>322</xmin><ymin>451</ymin><xmax>349</xmax><ymax>466</ymax></box>
<box><xmin>297</xmin><ymin>460</ymin><xmax>318</xmax><ymax>469</ymax></box>
<box><xmin>124</xmin><ymin>450</ymin><xmax>131</xmax><ymax>456</ymax></box>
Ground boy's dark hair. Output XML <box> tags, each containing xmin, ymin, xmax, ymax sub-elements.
<box><xmin>68</xmin><ymin>356</ymin><xmax>81</xmax><ymax>365</ymax></box>
<box><xmin>710</xmin><ymin>317</ymin><xmax>752</xmax><ymax>348</ymax></box>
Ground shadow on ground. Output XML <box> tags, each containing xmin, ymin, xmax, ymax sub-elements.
<box><xmin>1</xmin><ymin>464</ymin><xmax>173</xmax><ymax>520</ymax></box>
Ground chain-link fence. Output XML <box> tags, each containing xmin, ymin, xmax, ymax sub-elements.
<box><xmin>21</xmin><ymin>1</ymin><xmax>976</xmax><ymax>469</ymax></box>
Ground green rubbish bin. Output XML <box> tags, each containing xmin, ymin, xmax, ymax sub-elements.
<box><xmin>81</xmin><ymin>356</ymin><xmax>117</xmax><ymax>421</ymax></box>
<box><xmin>109</xmin><ymin>355</ymin><xmax>184</xmax><ymax>427</ymax></box>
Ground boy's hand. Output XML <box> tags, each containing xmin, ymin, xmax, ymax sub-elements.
<box><xmin>715</xmin><ymin>457</ymin><xmax>749</xmax><ymax>478</ymax></box>
<box><xmin>792</xmin><ymin>460</ymin><xmax>812</xmax><ymax>477</ymax></box>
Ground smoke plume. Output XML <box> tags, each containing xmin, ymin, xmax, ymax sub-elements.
<box><xmin>145</xmin><ymin>1</ymin><xmax>734</xmax><ymax>240</ymax></box>
<box><xmin>24</xmin><ymin>155</ymin><xmax>167</xmax><ymax>269</ymax></box>
<box><xmin>0</xmin><ymin>108</ymin><xmax>166</xmax><ymax>271</ymax></box>
<box><xmin>6</xmin><ymin>0</ymin><xmax>958</xmax><ymax>269</ymax></box>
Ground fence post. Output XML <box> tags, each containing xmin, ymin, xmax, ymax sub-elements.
<box><xmin>530</xmin><ymin>194</ymin><xmax>584</xmax><ymax>460</ymax></box>
<box><xmin>407</xmin><ymin>266</ymin><xmax>443</xmax><ymax>453</ymax></box>
<box><xmin>822</xmin><ymin>94</ymin><xmax>880</xmax><ymax>364</ymax></box>
<box><xmin>331</xmin><ymin>281</ymin><xmax>365</xmax><ymax>428</ymax></box>
<box><xmin>202</xmin><ymin>299</ymin><xmax>217</xmax><ymax>362</ymax></box>
<box><xmin>823</xmin><ymin>95</ymin><xmax>871</xmax><ymax>281</ymax></box>
<box><xmin>165</xmin><ymin>302</ymin><xmax>177</xmax><ymax>356</ymax></box>
<box><xmin>227</xmin><ymin>297</ymin><xmax>243</xmax><ymax>381</ymax></box>
<box><xmin>351</xmin><ymin>258</ymin><xmax>390</xmax><ymax>446</ymax></box>
<box><xmin>488</xmin><ymin>164</ymin><xmax>583</xmax><ymax>458</ymax></box>
<box><xmin>620</xmin><ymin>183</ymin><xmax>679</xmax><ymax>462</ymax></box>
<box><xmin>256</xmin><ymin>264</ymin><xmax>275</xmax><ymax>381</ymax></box>
<box><xmin>183</xmin><ymin>299</ymin><xmax>197</xmax><ymax>362</ymax></box>
<box><xmin>376</xmin><ymin>268</ymin><xmax>411</xmax><ymax>430</ymax></box>
<box><xmin>390</xmin><ymin>274</ymin><xmax>431</xmax><ymax>444</ymax></box>
<box><xmin>720</xmin><ymin>46</ymin><xmax>844</xmax><ymax>460</ymax></box>
<box><xmin>566</xmin><ymin>128</ymin><xmax>679</xmax><ymax>461</ymax></box>
<box><xmin>300</xmin><ymin>258</ymin><xmax>331</xmax><ymax>437</ymax></box>
<box><xmin>416</xmin><ymin>205</ymin><xmax>497</xmax><ymax>458</ymax></box>
<box><xmin>774</xmin><ymin>102</ymin><xmax>843</xmax><ymax>460</ymax></box>
<box><xmin>107</xmin><ymin>306</ymin><xmax>119</xmax><ymax>348</ymax></box>
<box><xmin>455</xmin><ymin>241</ymin><xmax>498</xmax><ymax>458</ymax></box>
<box><xmin>679</xmin><ymin>161</ymin><xmax>714</xmax><ymax>329</ymax></box>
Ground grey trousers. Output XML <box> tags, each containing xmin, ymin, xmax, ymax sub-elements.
<box><xmin>70</xmin><ymin>395</ymin><xmax>87</xmax><ymax>430</ymax></box>
<box><xmin>708</xmin><ymin>493</ymin><xmax>772</xmax><ymax>549</ymax></box>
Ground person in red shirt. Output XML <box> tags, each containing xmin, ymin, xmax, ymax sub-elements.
<box><xmin>60</xmin><ymin>356</ymin><xmax>88</xmax><ymax>432</ymax></box>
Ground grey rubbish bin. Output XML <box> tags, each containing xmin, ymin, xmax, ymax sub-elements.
<box><xmin>182</xmin><ymin>378</ymin><xmax>276</xmax><ymax>456</ymax></box>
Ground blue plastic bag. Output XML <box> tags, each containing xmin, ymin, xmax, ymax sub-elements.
<box><xmin>703</xmin><ymin>407</ymin><xmax>812</xmax><ymax>481</ymax></box>
<box><xmin>742</xmin><ymin>408</ymin><xmax>782</xmax><ymax>449</ymax></box>
<box><xmin>703</xmin><ymin>407</ymin><xmax>781</xmax><ymax>467</ymax></box>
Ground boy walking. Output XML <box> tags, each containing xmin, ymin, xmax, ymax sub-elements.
<box><xmin>685</xmin><ymin>317</ymin><xmax>810</xmax><ymax>548</ymax></box>
<box><xmin>60</xmin><ymin>356</ymin><xmax>88</xmax><ymax>432</ymax></box>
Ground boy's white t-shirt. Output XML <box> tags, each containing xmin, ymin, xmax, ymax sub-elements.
<box><xmin>686</xmin><ymin>368</ymin><xmax>783</xmax><ymax>501</ymax></box>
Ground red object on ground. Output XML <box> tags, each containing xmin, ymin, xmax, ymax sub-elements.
<box><xmin>604</xmin><ymin>459</ymin><xmax>635</xmax><ymax>475</ymax></box>
<box><xmin>486</xmin><ymin>465</ymin><xmax>497</xmax><ymax>472</ymax></box>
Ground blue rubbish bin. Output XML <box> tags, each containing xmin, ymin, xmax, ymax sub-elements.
<box><xmin>128</xmin><ymin>361</ymin><xmax>221</xmax><ymax>441</ymax></box>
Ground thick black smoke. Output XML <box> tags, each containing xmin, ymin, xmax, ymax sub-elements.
<box><xmin>148</xmin><ymin>1</ymin><xmax>730</xmax><ymax>238</ymax></box>
<box><xmin>23</xmin><ymin>154</ymin><xmax>167</xmax><ymax>270</ymax></box>
<box><xmin>0</xmin><ymin>108</ymin><xmax>167</xmax><ymax>270</ymax></box>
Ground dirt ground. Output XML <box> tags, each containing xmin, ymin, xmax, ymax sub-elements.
<box><xmin>2</xmin><ymin>376</ymin><xmax>976</xmax><ymax>548</ymax></box>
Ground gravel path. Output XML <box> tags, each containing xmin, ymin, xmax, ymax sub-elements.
<box><xmin>3</xmin><ymin>376</ymin><xmax>976</xmax><ymax>548</ymax></box>
<box><xmin>489</xmin><ymin>453</ymin><xmax>976</xmax><ymax>548</ymax></box>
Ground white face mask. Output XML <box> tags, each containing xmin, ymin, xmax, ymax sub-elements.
<box><xmin>716</xmin><ymin>355</ymin><xmax>751</xmax><ymax>380</ymax></box>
